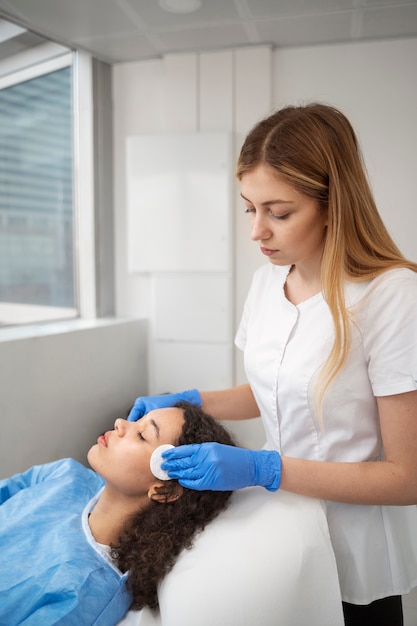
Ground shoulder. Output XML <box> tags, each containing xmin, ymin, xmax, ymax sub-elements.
<box><xmin>42</xmin><ymin>457</ymin><xmax>89</xmax><ymax>477</ymax></box>
<box><xmin>37</xmin><ymin>458</ymin><xmax>103</xmax><ymax>490</ymax></box>
<box><xmin>354</xmin><ymin>268</ymin><xmax>417</xmax><ymax>340</ymax></box>
<box><xmin>369</xmin><ymin>268</ymin><xmax>417</xmax><ymax>307</ymax></box>
<box><xmin>374</xmin><ymin>267</ymin><xmax>417</xmax><ymax>287</ymax></box>
<box><xmin>347</xmin><ymin>268</ymin><xmax>417</xmax><ymax>307</ymax></box>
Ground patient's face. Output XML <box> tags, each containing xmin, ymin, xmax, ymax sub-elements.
<box><xmin>87</xmin><ymin>407</ymin><xmax>184</xmax><ymax>498</ymax></box>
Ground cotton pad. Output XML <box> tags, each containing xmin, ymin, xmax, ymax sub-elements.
<box><xmin>150</xmin><ymin>444</ymin><xmax>175</xmax><ymax>480</ymax></box>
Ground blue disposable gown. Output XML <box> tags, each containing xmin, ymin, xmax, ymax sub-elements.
<box><xmin>0</xmin><ymin>458</ymin><xmax>132</xmax><ymax>625</ymax></box>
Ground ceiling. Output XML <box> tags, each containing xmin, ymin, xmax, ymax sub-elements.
<box><xmin>0</xmin><ymin>0</ymin><xmax>416</xmax><ymax>64</ymax></box>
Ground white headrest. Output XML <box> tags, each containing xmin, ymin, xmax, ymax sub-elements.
<box><xmin>156</xmin><ymin>487</ymin><xmax>343</xmax><ymax>626</ymax></box>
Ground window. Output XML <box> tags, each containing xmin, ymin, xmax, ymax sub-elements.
<box><xmin>0</xmin><ymin>66</ymin><xmax>76</xmax><ymax>323</ymax></box>
<box><xmin>0</xmin><ymin>23</ymin><xmax>113</xmax><ymax>327</ymax></box>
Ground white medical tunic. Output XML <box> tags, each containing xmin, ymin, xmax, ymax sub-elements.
<box><xmin>235</xmin><ymin>264</ymin><xmax>417</xmax><ymax>604</ymax></box>
<box><xmin>0</xmin><ymin>458</ymin><xmax>132</xmax><ymax>625</ymax></box>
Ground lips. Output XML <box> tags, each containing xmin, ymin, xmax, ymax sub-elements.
<box><xmin>97</xmin><ymin>432</ymin><xmax>109</xmax><ymax>447</ymax></box>
<box><xmin>260</xmin><ymin>247</ymin><xmax>278</xmax><ymax>256</ymax></box>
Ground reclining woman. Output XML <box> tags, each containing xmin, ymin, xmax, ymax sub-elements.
<box><xmin>0</xmin><ymin>401</ymin><xmax>235</xmax><ymax>625</ymax></box>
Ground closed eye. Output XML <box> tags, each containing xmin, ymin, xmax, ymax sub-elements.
<box><xmin>271</xmin><ymin>212</ymin><xmax>289</xmax><ymax>220</ymax></box>
<box><xmin>137</xmin><ymin>431</ymin><xmax>145</xmax><ymax>441</ymax></box>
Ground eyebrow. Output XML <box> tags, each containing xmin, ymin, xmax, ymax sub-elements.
<box><xmin>240</xmin><ymin>193</ymin><xmax>295</xmax><ymax>207</ymax></box>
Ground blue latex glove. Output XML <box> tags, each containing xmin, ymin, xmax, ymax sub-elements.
<box><xmin>162</xmin><ymin>442</ymin><xmax>281</xmax><ymax>492</ymax></box>
<box><xmin>127</xmin><ymin>388</ymin><xmax>202</xmax><ymax>421</ymax></box>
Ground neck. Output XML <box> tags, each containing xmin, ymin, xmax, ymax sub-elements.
<box><xmin>88</xmin><ymin>486</ymin><xmax>151</xmax><ymax>546</ymax></box>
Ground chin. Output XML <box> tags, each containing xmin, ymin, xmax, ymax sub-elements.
<box><xmin>86</xmin><ymin>445</ymin><xmax>97</xmax><ymax>467</ymax></box>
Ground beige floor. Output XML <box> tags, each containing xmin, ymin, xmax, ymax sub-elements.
<box><xmin>404</xmin><ymin>587</ymin><xmax>417</xmax><ymax>626</ymax></box>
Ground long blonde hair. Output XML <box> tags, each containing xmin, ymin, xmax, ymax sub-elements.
<box><xmin>237</xmin><ymin>103</ymin><xmax>417</xmax><ymax>408</ymax></box>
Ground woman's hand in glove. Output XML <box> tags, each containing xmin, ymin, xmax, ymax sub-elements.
<box><xmin>127</xmin><ymin>388</ymin><xmax>202</xmax><ymax>421</ymax></box>
<box><xmin>162</xmin><ymin>442</ymin><xmax>281</xmax><ymax>492</ymax></box>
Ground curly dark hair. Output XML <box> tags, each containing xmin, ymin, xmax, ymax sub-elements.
<box><xmin>111</xmin><ymin>401</ymin><xmax>236</xmax><ymax>610</ymax></box>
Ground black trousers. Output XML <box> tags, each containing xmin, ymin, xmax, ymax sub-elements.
<box><xmin>342</xmin><ymin>595</ymin><xmax>403</xmax><ymax>626</ymax></box>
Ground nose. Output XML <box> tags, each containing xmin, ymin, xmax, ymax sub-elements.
<box><xmin>114</xmin><ymin>417</ymin><xmax>127</xmax><ymax>436</ymax></box>
<box><xmin>250</xmin><ymin>213</ymin><xmax>271</xmax><ymax>242</ymax></box>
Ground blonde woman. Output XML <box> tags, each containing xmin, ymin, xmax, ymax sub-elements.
<box><xmin>129</xmin><ymin>104</ymin><xmax>417</xmax><ymax>625</ymax></box>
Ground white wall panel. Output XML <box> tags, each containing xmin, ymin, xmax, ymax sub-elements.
<box><xmin>233</xmin><ymin>46</ymin><xmax>273</xmax><ymax>386</ymax></box>
<box><xmin>163</xmin><ymin>53</ymin><xmax>198</xmax><ymax>130</ymax></box>
<box><xmin>199</xmin><ymin>50</ymin><xmax>233</xmax><ymax>131</ymax></box>
<box><xmin>152</xmin><ymin>273</ymin><xmax>231</xmax><ymax>342</ymax></box>
<box><xmin>234</xmin><ymin>46</ymin><xmax>272</xmax><ymax>134</ymax></box>
<box><xmin>113</xmin><ymin>59</ymin><xmax>165</xmax><ymax>321</ymax></box>
<box><xmin>151</xmin><ymin>341</ymin><xmax>232</xmax><ymax>393</ymax></box>
<box><xmin>127</xmin><ymin>132</ymin><xmax>232</xmax><ymax>273</ymax></box>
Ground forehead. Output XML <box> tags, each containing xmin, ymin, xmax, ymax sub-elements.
<box><xmin>145</xmin><ymin>406</ymin><xmax>185</xmax><ymax>440</ymax></box>
<box><xmin>240</xmin><ymin>165</ymin><xmax>297</xmax><ymax>198</ymax></box>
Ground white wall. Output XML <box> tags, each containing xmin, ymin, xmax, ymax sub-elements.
<box><xmin>113</xmin><ymin>37</ymin><xmax>417</xmax><ymax>448</ymax></box>
<box><xmin>0</xmin><ymin>319</ymin><xmax>147</xmax><ymax>478</ymax></box>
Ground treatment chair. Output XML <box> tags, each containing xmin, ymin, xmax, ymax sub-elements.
<box><xmin>118</xmin><ymin>486</ymin><xmax>344</xmax><ymax>626</ymax></box>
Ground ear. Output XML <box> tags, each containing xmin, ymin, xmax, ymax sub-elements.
<box><xmin>148</xmin><ymin>481</ymin><xmax>184</xmax><ymax>504</ymax></box>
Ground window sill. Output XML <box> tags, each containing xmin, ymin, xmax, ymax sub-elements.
<box><xmin>0</xmin><ymin>317</ymin><xmax>139</xmax><ymax>343</ymax></box>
